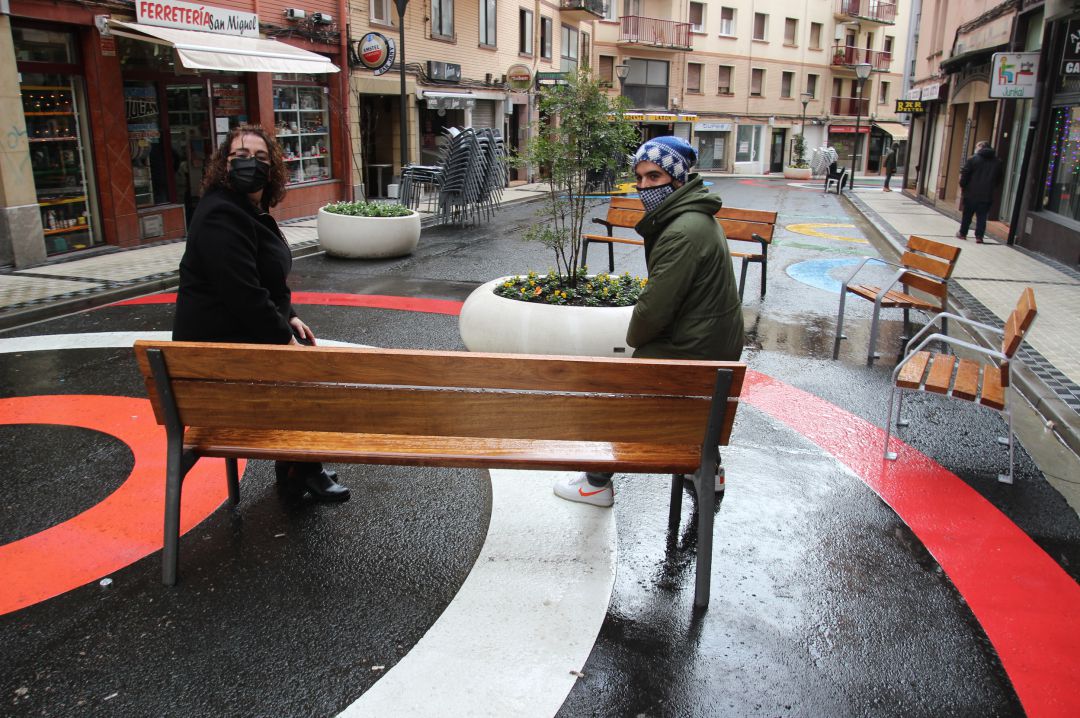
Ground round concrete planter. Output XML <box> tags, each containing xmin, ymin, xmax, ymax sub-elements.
<box><xmin>316</xmin><ymin>207</ymin><xmax>421</xmax><ymax>259</ymax></box>
<box><xmin>458</xmin><ymin>277</ymin><xmax>635</xmax><ymax>357</ymax></box>
<box><xmin>783</xmin><ymin>167</ymin><xmax>812</xmax><ymax>180</ymax></box>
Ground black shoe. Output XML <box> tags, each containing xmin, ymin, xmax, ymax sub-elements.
<box><xmin>302</xmin><ymin>469</ymin><xmax>351</xmax><ymax>502</ymax></box>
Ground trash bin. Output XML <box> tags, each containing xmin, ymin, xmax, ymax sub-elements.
<box><xmin>386</xmin><ymin>183</ymin><xmax>399</xmax><ymax>199</ymax></box>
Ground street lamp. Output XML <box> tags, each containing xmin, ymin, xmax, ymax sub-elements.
<box><xmin>615</xmin><ymin>63</ymin><xmax>630</xmax><ymax>94</ymax></box>
<box><xmin>799</xmin><ymin>92</ymin><xmax>813</xmax><ymax>137</ymax></box>
<box><xmin>395</xmin><ymin>0</ymin><xmax>410</xmax><ymax>174</ymax></box>
<box><xmin>850</xmin><ymin>62</ymin><xmax>872</xmax><ymax>185</ymax></box>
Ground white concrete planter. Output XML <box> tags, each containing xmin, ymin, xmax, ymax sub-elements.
<box><xmin>316</xmin><ymin>207</ymin><xmax>421</xmax><ymax>259</ymax></box>
<box><xmin>783</xmin><ymin>167</ymin><xmax>812</xmax><ymax>180</ymax></box>
<box><xmin>458</xmin><ymin>277</ymin><xmax>635</xmax><ymax>357</ymax></box>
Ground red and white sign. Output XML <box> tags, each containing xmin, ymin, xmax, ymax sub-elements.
<box><xmin>136</xmin><ymin>1</ymin><xmax>259</xmax><ymax>37</ymax></box>
<box><xmin>830</xmin><ymin>125</ymin><xmax>870</xmax><ymax>134</ymax></box>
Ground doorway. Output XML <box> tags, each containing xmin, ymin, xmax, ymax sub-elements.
<box><xmin>165</xmin><ymin>84</ymin><xmax>211</xmax><ymax>224</ymax></box>
<box><xmin>770</xmin><ymin>129</ymin><xmax>787</xmax><ymax>172</ymax></box>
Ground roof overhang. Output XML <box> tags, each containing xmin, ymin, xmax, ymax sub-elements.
<box><xmin>873</xmin><ymin>121</ymin><xmax>910</xmax><ymax>140</ymax></box>
<box><xmin>108</xmin><ymin>20</ymin><xmax>339</xmax><ymax>74</ymax></box>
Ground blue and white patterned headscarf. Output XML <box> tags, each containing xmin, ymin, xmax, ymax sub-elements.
<box><xmin>632</xmin><ymin>136</ymin><xmax>697</xmax><ymax>184</ymax></box>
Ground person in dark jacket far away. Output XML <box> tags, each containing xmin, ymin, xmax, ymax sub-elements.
<box><xmin>553</xmin><ymin>136</ymin><xmax>745</xmax><ymax>508</ymax></box>
<box><xmin>957</xmin><ymin>141</ymin><xmax>1003</xmax><ymax>244</ymax></box>
<box><xmin>883</xmin><ymin>145</ymin><xmax>897</xmax><ymax>192</ymax></box>
<box><xmin>173</xmin><ymin>125</ymin><xmax>349</xmax><ymax>502</ymax></box>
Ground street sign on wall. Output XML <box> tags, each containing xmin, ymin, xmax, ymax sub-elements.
<box><xmin>990</xmin><ymin>52</ymin><xmax>1039</xmax><ymax>98</ymax></box>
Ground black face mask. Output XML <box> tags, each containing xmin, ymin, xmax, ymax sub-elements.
<box><xmin>228</xmin><ymin>157</ymin><xmax>271</xmax><ymax>194</ymax></box>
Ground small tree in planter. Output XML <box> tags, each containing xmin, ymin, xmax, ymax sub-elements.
<box><xmin>505</xmin><ymin>67</ymin><xmax>640</xmax><ymax>299</ymax></box>
<box><xmin>783</xmin><ymin>132</ymin><xmax>812</xmax><ymax>179</ymax></box>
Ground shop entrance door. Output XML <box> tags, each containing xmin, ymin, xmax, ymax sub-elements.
<box><xmin>770</xmin><ymin>130</ymin><xmax>786</xmax><ymax>172</ymax></box>
<box><xmin>166</xmin><ymin>84</ymin><xmax>211</xmax><ymax>223</ymax></box>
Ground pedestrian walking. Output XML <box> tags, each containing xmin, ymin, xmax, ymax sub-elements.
<box><xmin>553</xmin><ymin>136</ymin><xmax>745</xmax><ymax>507</ymax></box>
<box><xmin>957</xmin><ymin>141</ymin><xmax>1003</xmax><ymax>244</ymax></box>
<box><xmin>883</xmin><ymin>145</ymin><xmax>897</xmax><ymax>192</ymax></box>
<box><xmin>172</xmin><ymin>124</ymin><xmax>350</xmax><ymax>502</ymax></box>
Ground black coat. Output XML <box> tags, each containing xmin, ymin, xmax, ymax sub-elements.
<box><xmin>173</xmin><ymin>187</ymin><xmax>296</xmax><ymax>344</ymax></box>
<box><xmin>959</xmin><ymin>146</ymin><xmax>1002</xmax><ymax>203</ymax></box>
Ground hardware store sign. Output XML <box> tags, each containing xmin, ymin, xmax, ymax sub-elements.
<box><xmin>137</xmin><ymin>1</ymin><xmax>259</xmax><ymax>37</ymax></box>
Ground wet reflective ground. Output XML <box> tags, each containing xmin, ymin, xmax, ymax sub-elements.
<box><xmin>2</xmin><ymin>178</ymin><xmax>1078</xmax><ymax>717</ymax></box>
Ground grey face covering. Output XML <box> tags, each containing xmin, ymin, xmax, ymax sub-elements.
<box><xmin>638</xmin><ymin>183</ymin><xmax>675</xmax><ymax>213</ymax></box>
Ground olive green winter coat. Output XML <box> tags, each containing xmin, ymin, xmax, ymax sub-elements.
<box><xmin>626</xmin><ymin>175</ymin><xmax>745</xmax><ymax>360</ymax></box>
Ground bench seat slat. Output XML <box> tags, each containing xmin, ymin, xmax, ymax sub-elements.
<box><xmin>580</xmin><ymin>233</ymin><xmax>642</xmax><ymax>246</ymax></box>
<box><xmin>897</xmin><ymin>351</ymin><xmax>931</xmax><ymax>389</ymax></box>
<box><xmin>185</xmin><ymin>428</ymin><xmax>704</xmax><ymax>474</ymax></box>
<box><xmin>924</xmin><ymin>354</ymin><xmax>956</xmax><ymax>394</ymax></box>
<box><xmin>846</xmin><ymin>285</ymin><xmax>939</xmax><ymax>311</ymax></box>
<box><xmin>169</xmin><ymin>381</ymin><xmax>740</xmax><ymax>445</ymax></box>
<box><xmin>980</xmin><ymin>370</ymin><xmax>1006</xmax><ymax>410</ymax></box>
<box><xmin>952</xmin><ymin>359</ymin><xmax>981</xmax><ymax>401</ymax></box>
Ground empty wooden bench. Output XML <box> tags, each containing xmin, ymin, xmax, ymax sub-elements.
<box><xmin>134</xmin><ymin>340</ymin><xmax>746</xmax><ymax>608</ymax></box>
<box><xmin>832</xmin><ymin>235</ymin><xmax>962</xmax><ymax>365</ymax></box>
<box><xmin>580</xmin><ymin>196</ymin><xmax>778</xmax><ymax>300</ymax></box>
<box><xmin>884</xmin><ymin>287</ymin><xmax>1037</xmax><ymax>484</ymax></box>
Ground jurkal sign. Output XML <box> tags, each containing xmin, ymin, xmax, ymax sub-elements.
<box><xmin>990</xmin><ymin>52</ymin><xmax>1039</xmax><ymax>98</ymax></box>
<box><xmin>355</xmin><ymin>32</ymin><xmax>396</xmax><ymax>77</ymax></box>
<box><xmin>136</xmin><ymin>1</ymin><xmax>259</xmax><ymax>37</ymax></box>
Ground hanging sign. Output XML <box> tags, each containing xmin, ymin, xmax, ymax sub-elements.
<box><xmin>506</xmin><ymin>64</ymin><xmax>533</xmax><ymax>91</ymax></box>
<box><xmin>920</xmin><ymin>83</ymin><xmax>942</xmax><ymax>101</ymax></box>
<box><xmin>1063</xmin><ymin>20</ymin><xmax>1080</xmax><ymax>75</ymax></box>
<box><xmin>136</xmin><ymin>1</ymin><xmax>259</xmax><ymax>37</ymax></box>
<box><xmin>894</xmin><ymin>99</ymin><xmax>926</xmax><ymax>114</ymax></box>
<box><xmin>990</xmin><ymin>52</ymin><xmax>1039</xmax><ymax>98</ymax></box>
<box><xmin>356</xmin><ymin>32</ymin><xmax>395</xmax><ymax>76</ymax></box>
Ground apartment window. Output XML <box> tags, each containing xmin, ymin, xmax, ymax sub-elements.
<box><xmin>624</xmin><ymin>57</ymin><xmax>669</xmax><ymax>109</ymax></box>
<box><xmin>623</xmin><ymin>0</ymin><xmax>641</xmax><ymax>15</ymax></box>
<box><xmin>880</xmin><ymin>81</ymin><xmax>890</xmax><ymax>104</ymax></box>
<box><xmin>784</xmin><ymin>18</ymin><xmax>797</xmax><ymax>46</ymax></box>
<box><xmin>883</xmin><ymin>35</ymin><xmax>894</xmax><ymax>57</ymax></box>
<box><xmin>689</xmin><ymin>2</ymin><xmax>705</xmax><ymax>32</ymax></box>
<box><xmin>479</xmin><ymin>0</ymin><xmax>496</xmax><ymax>46</ymax></box>
<box><xmin>750</xmin><ymin>68</ymin><xmax>764</xmax><ymax>96</ymax></box>
<box><xmin>581</xmin><ymin>32</ymin><xmax>591</xmax><ymax>69</ymax></box>
<box><xmin>753</xmin><ymin>13</ymin><xmax>767</xmax><ymax>41</ymax></box>
<box><xmin>602</xmin><ymin>1</ymin><xmax>616</xmax><ymax>21</ymax></box>
<box><xmin>431</xmin><ymin>0</ymin><xmax>453</xmax><ymax>39</ymax></box>
<box><xmin>561</xmin><ymin>25</ymin><xmax>579</xmax><ymax>73</ymax></box>
<box><xmin>599</xmin><ymin>55</ymin><xmax>615</xmax><ymax>85</ymax></box>
<box><xmin>781</xmin><ymin>71</ymin><xmax>793</xmax><ymax>98</ymax></box>
<box><xmin>719</xmin><ymin>7</ymin><xmax>735</xmax><ymax>36</ymax></box>
<box><xmin>717</xmin><ymin>65</ymin><xmax>733</xmax><ymax>94</ymax></box>
<box><xmin>810</xmin><ymin>22</ymin><xmax>822</xmax><ymax>50</ymax></box>
<box><xmin>371</xmin><ymin>0</ymin><xmax>391</xmax><ymax>24</ymax></box>
<box><xmin>519</xmin><ymin>9</ymin><xmax>533</xmax><ymax>55</ymax></box>
<box><xmin>541</xmin><ymin>16</ymin><xmax>552</xmax><ymax>60</ymax></box>
<box><xmin>806</xmin><ymin>73</ymin><xmax>818</xmax><ymax>98</ymax></box>
<box><xmin>687</xmin><ymin>62</ymin><xmax>702</xmax><ymax>93</ymax></box>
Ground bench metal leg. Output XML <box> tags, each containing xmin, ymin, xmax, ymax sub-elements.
<box><xmin>581</xmin><ymin>237</ymin><xmax>591</xmax><ymax>269</ymax></box>
<box><xmin>607</xmin><ymin>242</ymin><xmax>615</xmax><ymax>273</ymax></box>
<box><xmin>999</xmin><ymin>404</ymin><xmax>1015</xmax><ymax>485</ymax></box>
<box><xmin>226</xmin><ymin>458</ymin><xmax>240</xmax><ymax>506</ymax></box>
<box><xmin>867</xmin><ymin>297</ymin><xmax>886</xmax><ymax>365</ymax></box>
<box><xmin>832</xmin><ymin>289</ymin><xmax>850</xmax><ymax>359</ymax></box>
<box><xmin>759</xmin><ymin>255</ymin><xmax>768</xmax><ymax>298</ymax></box>
<box><xmin>162</xmin><ymin>446</ymin><xmax>197</xmax><ymax>586</ymax></box>
<box><xmin>694</xmin><ymin>466</ymin><xmax>715</xmax><ymax>608</ymax></box>
<box><xmin>738</xmin><ymin>258</ymin><xmax>749</xmax><ymax>301</ymax></box>
<box><xmin>884</xmin><ymin>386</ymin><xmax>900</xmax><ymax>460</ymax></box>
<box><xmin>668</xmin><ymin>473</ymin><xmax>683</xmax><ymax>529</ymax></box>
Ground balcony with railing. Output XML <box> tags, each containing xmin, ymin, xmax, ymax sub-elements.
<box><xmin>834</xmin><ymin>0</ymin><xmax>897</xmax><ymax>25</ymax></box>
<box><xmin>559</xmin><ymin>0</ymin><xmax>605</xmax><ymax>21</ymax></box>
<box><xmin>618</xmin><ymin>16</ymin><xmax>692</xmax><ymax>51</ymax></box>
<box><xmin>830</xmin><ymin>96</ymin><xmax>871</xmax><ymax>115</ymax></box>
<box><xmin>831</xmin><ymin>44</ymin><xmax>893</xmax><ymax>72</ymax></box>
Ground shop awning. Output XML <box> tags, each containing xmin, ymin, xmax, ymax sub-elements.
<box><xmin>418</xmin><ymin>91</ymin><xmax>477</xmax><ymax>109</ymax></box>
<box><xmin>873</xmin><ymin>121</ymin><xmax>910</xmax><ymax>141</ymax></box>
<box><xmin>108</xmin><ymin>20</ymin><xmax>339</xmax><ymax>74</ymax></box>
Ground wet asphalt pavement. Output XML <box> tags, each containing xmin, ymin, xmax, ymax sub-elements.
<box><xmin>2</xmin><ymin>178</ymin><xmax>1078</xmax><ymax>717</ymax></box>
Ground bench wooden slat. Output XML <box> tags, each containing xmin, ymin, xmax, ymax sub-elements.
<box><xmin>166</xmin><ymin>380</ymin><xmax>740</xmax><ymax>446</ymax></box>
<box><xmin>908</xmin><ymin>235</ymin><xmax>961</xmax><ymax>263</ymax></box>
<box><xmin>581</xmin><ymin>233</ymin><xmax>642</xmax><ymax>246</ymax></box>
<box><xmin>897</xmin><ymin>351</ymin><xmax>931</xmax><ymax>389</ymax></box>
<box><xmin>924</xmin><ymin>354</ymin><xmax>955</xmax><ymax>394</ymax></box>
<box><xmin>137</xmin><ymin>343</ymin><xmax>743</xmax><ymax>397</ymax></box>
<box><xmin>717</xmin><ymin>219</ymin><xmax>774</xmax><ymax>243</ymax></box>
<box><xmin>900</xmin><ymin>251</ymin><xmax>953</xmax><ymax>280</ymax></box>
<box><xmin>1003</xmin><ymin>287</ymin><xmax>1037</xmax><ymax>357</ymax></box>
<box><xmin>952</xmin><ymin>359</ymin><xmax>981</xmax><ymax>401</ymax></box>
<box><xmin>899</xmin><ymin>271</ymin><xmax>948</xmax><ymax>301</ymax></box>
<box><xmin>980</xmin><ymin>369</ymin><xmax>1006</xmax><ymax>410</ymax></box>
<box><xmin>846</xmin><ymin>285</ymin><xmax>938</xmax><ymax>311</ymax></box>
<box><xmin>185</xmin><ymin>428</ymin><xmax>704</xmax><ymax>474</ymax></box>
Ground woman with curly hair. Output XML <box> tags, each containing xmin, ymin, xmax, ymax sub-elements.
<box><xmin>172</xmin><ymin>125</ymin><xmax>349</xmax><ymax>502</ymax></box>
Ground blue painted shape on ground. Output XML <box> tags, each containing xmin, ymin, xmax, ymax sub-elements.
<box><xmin>786</xmin><ymin>257</ymin><xmax>884</xmax><ymax>294</ymax></box>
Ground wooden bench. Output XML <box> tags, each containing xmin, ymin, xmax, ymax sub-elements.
<box><xmin>884</xmin><ymin>287</ymin><xmax>1037</xmax><ymax>484</ymax></box>
<box><xmin>832</xmin><ymin>235</ymin><xmax>962</xmax><ymax>365</ymax></box>
<box><xmin>134</xmin><ymin>341</ymin><xmax>746</xmax><ymax>608</ymax></box>
<box><xmin>580</xmin><ymin>196</ymin><xmax>778</xmax><ymax>300</ymax></box>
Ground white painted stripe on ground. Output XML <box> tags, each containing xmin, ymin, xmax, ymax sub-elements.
<box><xmin>0</xmin><ymin>332</ymin><xmax>362</xmax><ymax>354</ymax></box>
<box><xmin>340</xmin><ymin>469</ymin><xmax>616</xmax><ymax>718</ymax></box>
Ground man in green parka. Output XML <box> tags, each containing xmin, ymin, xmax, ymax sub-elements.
<box><xmin>554</xmin><ymin>135</ymin><xmax>745</xmax><ymax>507</ymax></box>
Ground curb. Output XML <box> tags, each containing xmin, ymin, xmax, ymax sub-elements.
<box><xmin>842</xmin><ymin>189</ymin><xmax>1080</xmax><ymax>459</ymax></box>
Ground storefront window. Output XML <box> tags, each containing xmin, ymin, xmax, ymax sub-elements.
<box><xmin>273</xmin><ymin>75</ymin><xmax>332</xmax><ymax>185</ymax></box>
<box><xmin>125</xmin><ymin>82</ymin><xmax>169</xmax><ymax>208</ymax></box>
<box><xmin>736</xmin><ymin>125</ymin><xmax>761</xmax><ymax>162</ymax></box>
<box><xmin>1042</xmin><ymin>105</ymin><xmax>1080</xmax><ymax>221</ymax></box>
<box><xmin>212</xmin><ymin>82</ymin><xmax>249</xmax><ymax>142</ymax></box>
<box><xmin>13</xmin><ymin>26</ymin><xmax>74</xmax><ymax>63</ymax></box>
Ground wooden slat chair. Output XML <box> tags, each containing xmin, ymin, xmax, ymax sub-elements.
<box><xmin>883</xmin><ymin>287</ymin><xmax>1037</xmax><ymax>484</ymax></box>
<box><xmin>832</xmin><ymin>235</ymin><xmax>962</xmax><ymax>365</ymax></box>
<box><xmin>133</xmin><ymin>341</ymin><xmax>746</xmax><ymax>608</ymax></box>
<box><xmin>581</xmin><ymin>196</ymin><xmax>778</xmax><ymax>299</ymax></box>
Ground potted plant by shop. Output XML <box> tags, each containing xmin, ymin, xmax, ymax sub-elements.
<box><xmin>783</xmin><ymin>132</ymin><xmax>812</xmax><ymax>180</ymax></box>
<box><xmin>316</xmin><ymin>200</ymin><xmax>421</xmax><ymax>259</ymax></box>
<box><xmin>458</xmin><ymin>68</ymin><xmax>642</xmax><ymax>356</ymax></box>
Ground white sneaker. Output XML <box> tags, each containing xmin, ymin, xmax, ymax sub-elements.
<box><xmin>553</xmin><ymin>473</ymin><xmax>614</xmax><ymax>507</ymax></box>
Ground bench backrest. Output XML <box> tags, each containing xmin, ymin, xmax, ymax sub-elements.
<box><xmin>133</xmin><ymin>342</ymin><xmax>745</xmax><ymax>448</ymax></box>
<box><xmin>607</xmin><ymin>196</ymin><xmax>777</xmax><ymax>243</ymax></box>
<box><xmin>999</xmin><ymin>287</ymin><xmax>1037</xmax><ymax>385</ymax></box>
<box><xmin>898</xmin><ymin>235</ymin><xmax>961</xmax><ymax>304</ymax></box>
